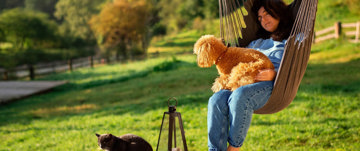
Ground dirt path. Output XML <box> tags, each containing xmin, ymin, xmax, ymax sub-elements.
<box><xmin>0</xmin><ymin>81</ymin><xmax>66</xmax><ymax>104</ymax></box>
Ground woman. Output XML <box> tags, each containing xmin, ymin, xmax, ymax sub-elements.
<box><xmin>207</xmin><ymin>0</ymin><xmax>294</xmax><ymax>151</ymax></box>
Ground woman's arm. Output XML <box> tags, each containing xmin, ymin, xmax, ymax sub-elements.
<box><xmin>255</xmin><ymin>69</ymin><xmax>277</xmax><ymax>82</ymax></box>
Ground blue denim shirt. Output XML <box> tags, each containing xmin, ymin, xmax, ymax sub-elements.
<box><xmin>247</xmin><ymin>38</ymin><xmax>286</xmax><ymax>71</ymax></box>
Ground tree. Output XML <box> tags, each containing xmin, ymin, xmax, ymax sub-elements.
<box><xmin>0</xmin><ymin>8</ymin><xmax>57</xmax><ymax>69</ymax></box>
<box><xmin>54</xmin><ymin>0</ymin><xmax>105</xmax><ymax>41</ymax></box>
<box><xmin>157</xmin><ymin>0</ymin><xmax>206</xmax><ymax>32</ymax></box>
<box><xmin>0</xmin><ymin>27</ymin><xmax>5</xmax><ymax>42</ymax></box>
<box><xmin>89</xmin><ymin>0</ymin><xmax>151</xmax><ymax>60</ymax></box>
<box><xmin>0</xmin><ymin>8</ymin><xmax>57</xmax><ymax>50</ymax></box>
<box><xmin>203</xmin><ymin>0</ymin><xmax>219</xmax><ymax>19</ymax></box>
<box><xmin>25</xmin><ymin>0</ymin><xmax>58</xmax><ymax>20</ymax></box>
<box><xmin>0</xmin><ymin>0</ymin><xmax>25</xmax><ymax>12</ymax></box>
<box><xmin>157</xmin><ymin>0</ymin><xmax>182</xmax><ymax>32</ymax></box>
<box><xmin>0</xmin><ymin>0</ymin><xmax>6</xmax><ymax>11</ymax></box>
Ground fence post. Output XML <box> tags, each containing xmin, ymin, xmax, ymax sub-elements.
<box><xmin>89</xmin><ymin>56</ymin><xmax>94</xmax><ymax>68</ymax></box>
<box><xmin>3</xmin><ymin>71</ymin><xmax>8</xmax><ymax>80</ymax></box>
<box><xmin>52</xmin><ymin>63</ymin><xmax>56</xmax><ymax>73</ymax></box>
<box><xmin>101</xmin><ymin>58</ymin><xmax>106</xmax><ymax>64</ymax></box>
<box><xmin>29</xmin><ymin>65</ymin><xmax>35</xmax><ymax>80</ymax></box>
<box><xmin>68</xmin><ymin>59</ymin><xmax>73</xmax><ymax>71</ymax></box>
<box><xmin>313</xmin><ymin>32</ymin><xmax>316</xmax><ymax>43</ymax></box>
<box><xmin>356</xmin><ymin>21</ymin><xmax>360</xmax><ymax>43</ymax></box>
<box><xmin>334</xmin><ymin>21</ymin><xmax>342</xmax><ymax>39</ymax></box>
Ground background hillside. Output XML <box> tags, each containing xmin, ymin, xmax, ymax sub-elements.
<box><xmin>1</xmin><ymin>0</ymin><xmax>359</xmax><ymax>71</ymax></box>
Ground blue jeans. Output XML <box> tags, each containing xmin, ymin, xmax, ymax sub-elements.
<box><xmin>207</xmin><ymin>81</ymin><xmax>274</xmax><ymax>151</ymax></box>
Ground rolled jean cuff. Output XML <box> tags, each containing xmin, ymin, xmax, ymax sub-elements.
<box><xmin>228</xmin><ymin>140</ymin><xmax>243</xmax><ymax>148</ymax></box>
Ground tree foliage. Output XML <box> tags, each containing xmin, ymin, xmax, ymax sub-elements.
<box><xmin>24</xmin><ymin>0</ymin><xmax>58</xmax><ymax>19</ymax></box>
<box><xmin>0</xmin><ymin>28</ymin><xmax>5</xmax><ymax>42</ymax></box>
<box><xmin>156</xmin><ymin>0</ymin><xmax>218</xmax><ymax>32</ymax></box>
<box><xmin>0</xmin><ymin>0</ymin><xmax>25</xmax><ymax>12</ymax></box>
<box><xmin>0</xmin><ymin>8</ymin><xmax>57</xmax><ymax>50</ymax></box>
<box><xmin>54</xmin><ymin>0</ymin><xmax>105</xmax><ymax>41</ymax></box>
<box><xmin>0</xmin><ymin>8</ymin><xmax>59</xmax><ymax>68</ymax></box>
<box><xmin>89</xmin><ymin>0</ymin><xmax>151</xmax><ymax>59</ymax></box>
<box><xmin>203</xmin><ymin>0</ymin><xmax>219</xmax><ymax>19</ymax></box>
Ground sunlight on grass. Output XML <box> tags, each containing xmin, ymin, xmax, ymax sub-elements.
<box><xmin>315</xmin><ymin>0</ymin><xmax>359</xmax><ymax>30</ymax></box>
<box><xmin>1</xmin><ymin>28</ymin><xmax>360</xmax><ymax>151</ymax></box>
<box><xmin>30</xmin><ymin>104</ymin><xmax>98</xmax><ymax>117</ymax></box>
<box><xmin>148</xmin><ymin>30</ymin><xmax>202</xmax><ymax>58</ymax></box>
<box><xmin>310</xmin><ymin>40</ymin><xmax>360</xmax><ymax>64</ymax></box>
<box><xmin>148</xmin><ymin>46</ymin><xmax>193</xmax><ymax>53</ymax></box>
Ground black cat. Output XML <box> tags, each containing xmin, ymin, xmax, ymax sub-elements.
<box><xmin>96</xmin><ymin>133</ymin><xmax>153</xmax><ymax>151</ymax></box>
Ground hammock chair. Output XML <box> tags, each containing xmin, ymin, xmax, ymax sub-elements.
<box><xmin>218</xmin><ymin>0</ymin><xmax>318</xmax><ymax>114</ymax></box>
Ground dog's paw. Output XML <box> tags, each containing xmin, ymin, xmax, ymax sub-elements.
<box><xmin>212</xmin><ymin>76</ymin><xmax>230</xmax><ymax>92</ymax></box>
<box><xmin>211</xmin><ymin>82</ymin><xmax>222</xmax><ymax>92</ymax></box>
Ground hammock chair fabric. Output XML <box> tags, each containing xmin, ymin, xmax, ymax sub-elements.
<box><xmin>218</xmin><ymin>0</ymin><xmax>318</xmax><ymax>114</ymax></box>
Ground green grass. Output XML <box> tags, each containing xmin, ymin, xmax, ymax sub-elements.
<box><xmin>1</xmin><ymin>36</ymin><xmax>359</xmax><ymax>150</ymax></box>
<box><xmin>0</xmin><ymin>55</ymin><xmax>217</xmax><ymax>151</ymax></box>
<box><xmin>316</xmin><ymin>0</ymin><xmax>360</xmax><ymax>30</ymax></box>
<box><xmin>148</xmin><ymin>30</ymin><xmax>204</xmax><ymax>58</ymax></box>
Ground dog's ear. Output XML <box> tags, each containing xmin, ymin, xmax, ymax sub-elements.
<box><xmin>194</xmin><ymin>35</ymin><xmax>227</xmax><ymax>67</ymax></box>
<box><xmin>194</xmin><ymin>35</ymin><xmax>218</xmax><ymax>67</ymax></box>
<box><xmin>195</xmin><ymin>45</ymin><xmax>212</xmax><ymax>67</ymax></box>
<box><xmin>96</xmin><ymin>133</ymin><xmax>100</xmax><ymax>137</ymax></box>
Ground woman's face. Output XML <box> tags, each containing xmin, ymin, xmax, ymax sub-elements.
<box><xmin>258</xmin><ymin>7</ymin><xmax>280</xmax><ymax>32</ymax></box>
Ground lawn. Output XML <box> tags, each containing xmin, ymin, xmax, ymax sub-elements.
<box><xmin>1</xmin><ymin>34</ymin><xmax>359</xmax><ymax>150</ymax></box>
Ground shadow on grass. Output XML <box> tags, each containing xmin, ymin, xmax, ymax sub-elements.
<box><xmin>1</xmin><ymin>58</ymin><xmax>359</xmax><ymax>128</ymax></box>
<box><xmin>253</xmin><ymin>115</ymin><xmax>351</xmax><ymax>126</ymax></box>
<box><xmin>47</xmin><ymin>59</ymin><xmax>196</xmax><ymax>91</ymax></box>
<box><xmin>301</xmin><ymin>58</ymin><xmax>360</xmax><ymax>93</ymax></box>
<box><xmin>0</xmin><ymin>60</ymin><xmax>211</xmax><ymax>127</ymax></box>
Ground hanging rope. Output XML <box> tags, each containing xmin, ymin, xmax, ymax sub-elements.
<box><xmin>217</xmin><ymin>0</ymin><xmax>318</xmax><ymax>114</ymax></box>
<box><xmin>219</xmin><ymin>0</ymin><xmax>247</xmax><ymax>47</ymax></box>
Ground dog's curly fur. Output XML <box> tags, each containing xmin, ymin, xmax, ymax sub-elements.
<box><xmin>194</xmin><ymin>35</ymin><xmax>274</xmax><ymax>92</ymax></box>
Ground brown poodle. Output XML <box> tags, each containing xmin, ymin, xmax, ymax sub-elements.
<box><xmin>193</xmin><ymin>35</ymin><xmax>274</xmax><ymax>92</ymax></box>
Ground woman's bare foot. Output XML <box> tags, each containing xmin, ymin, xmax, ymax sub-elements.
<box><xmin>227</xmin><ymin>145</ymin><xmax>240</xmax><ymax>151</ymax></box>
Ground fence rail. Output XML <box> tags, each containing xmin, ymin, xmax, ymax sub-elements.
<box><xmin>0</xmin><ymin>55</ymin><xmax>124</xmax><ymax>80</ymax></box>
<box><xmin>315</xmin><ymin>21</ymin><xmax>360</xmax><ymax>43</ymax></box>
<box><xmin>0</xmin><ymin>50</ymin><xmax>160</xmax><ymax>80</ymax></box>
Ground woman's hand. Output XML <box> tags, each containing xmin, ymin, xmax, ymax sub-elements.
<box><xmin>255</xmin><ymin>69</ymin><xmax>277</xmax><ymax>82</ymax></box>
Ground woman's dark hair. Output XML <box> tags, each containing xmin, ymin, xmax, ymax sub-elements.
<box><xmin>251</xmin><ymin>0</ymin><xmax>294</xmax><ymax>41</ymax></box>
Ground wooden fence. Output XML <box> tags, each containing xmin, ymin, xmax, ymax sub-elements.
<box><xmin>0</xmin><ymin>56</ymin><xmax>119</xmax><ymax>80</ymax></box>
<box><xmin>0</xmin><ymin>51</ymin><xmax>160</xmax><ymax>81</ymax></box>
<box><xmin>1</xmin><ymin>21</ymin><xmax>358</xmax><ymax>80</ymax></box>
<box><xmin>315</xmin><ymin>21</ymin><xmax>360</xmax><ymax>43</ymax></box>
<box><xmin>0</xmin><ymin>53</ymin><xmax>155</xmax><ymax>81</ymax></box>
